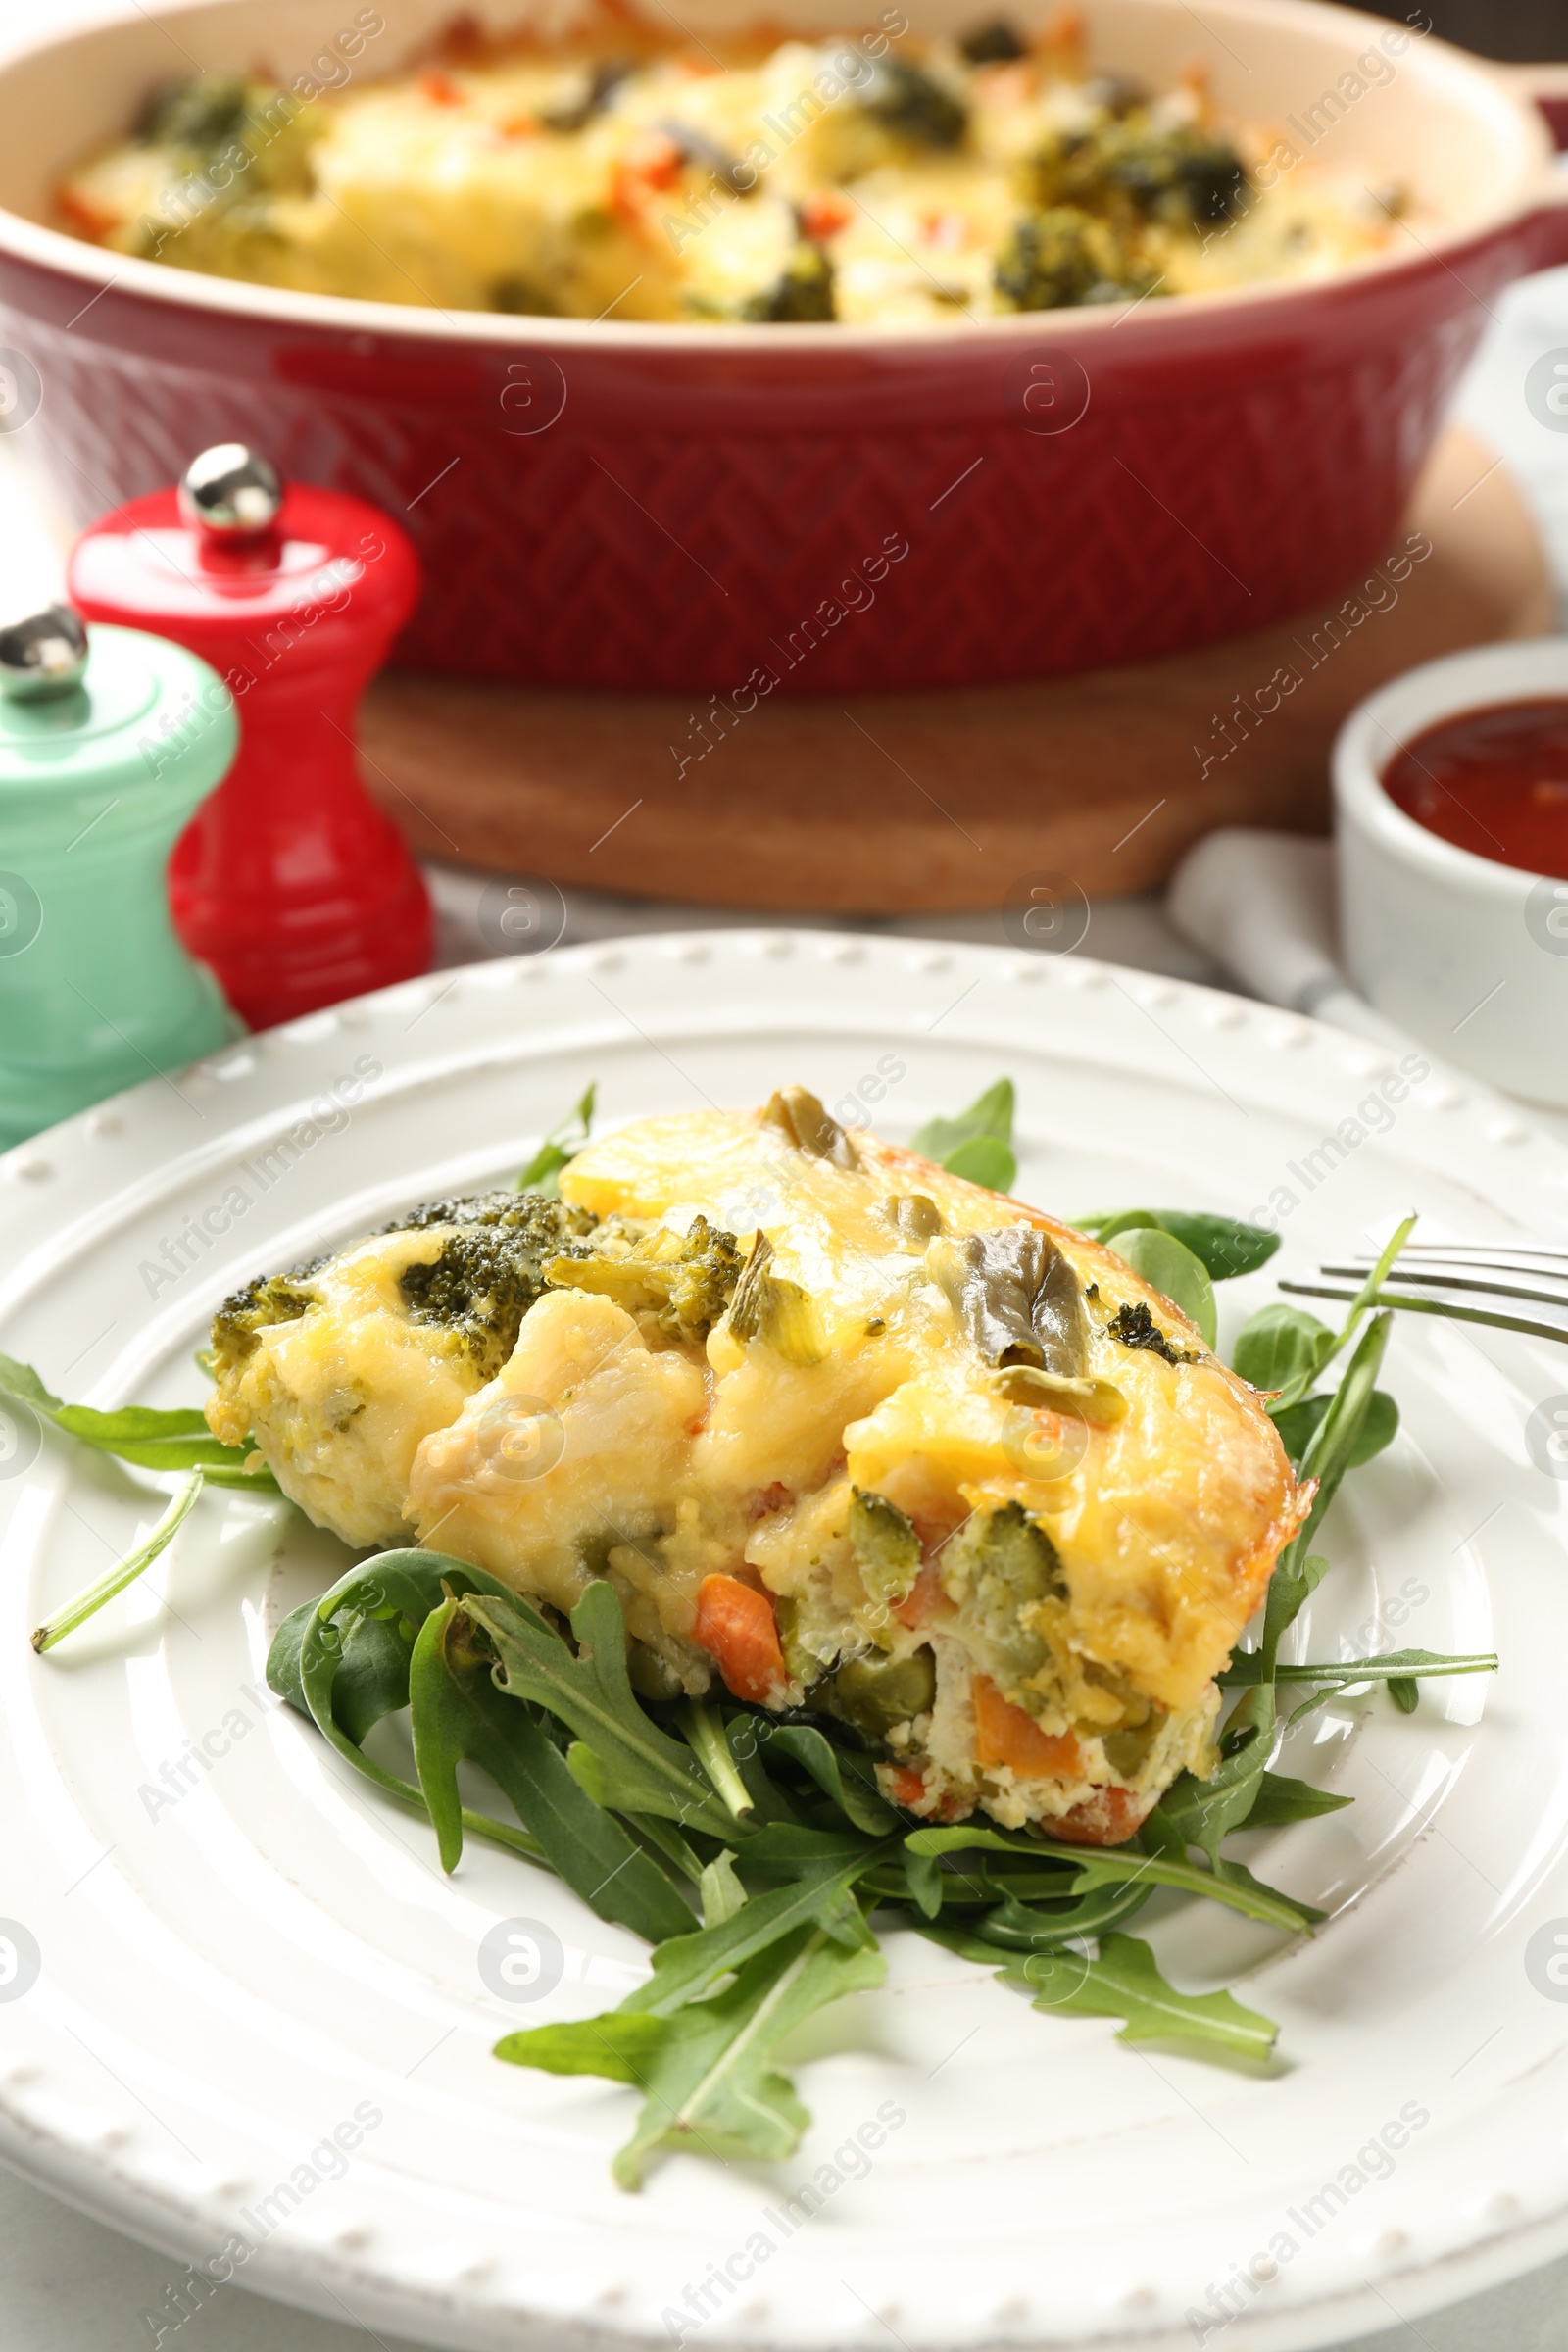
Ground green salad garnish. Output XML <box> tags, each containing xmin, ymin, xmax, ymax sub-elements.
<box><xmin>9</xmin><ymin>1074</ymin><xmax>1502</xmax><ymax>2186</ymax></box>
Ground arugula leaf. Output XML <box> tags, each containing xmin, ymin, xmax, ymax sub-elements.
<box><xmin>965</xmin><ymin>1878</ymin><xmax>1153</xmax><ymax>1951</ymax></box>
<box><xmin>1082</xmin><ymin>1210</ymin><xmax>1279</xmax><ymax>1282</ymax></box>
<box><xmin>929</xmin><ymin>1925</ymin><xmax>1277</xmax><ymax>2064</ymax></box>
<box><xmin>1152</xmin><ymin>1683</ymin><xmax>1276</xmax><ymax>1865</ymax></box>
<box><xmin>1259</xmin><ymin>1315</ymin><xmax>1392</xmax><ymax>1670</ymax></box>
<box><xmin>904</xmin><ymin>1822</ymin><xmax>1318</xmax><ymax>1934</ymax></box>
<box><xmin>903</xmin><ymin>1824</ymin><xmax>1075</xmax><ymax>1867</ymax></box>
<box><xmin>1271</xmin><ymin>1387</ymin><xmax>1398</xmax><ymax>1473</ymax></box>
<box><xmin>1015</xmin><ymin>1933</ymin><xmax>1278</xmax><ymax>2061</ymax></box>
<box><xmin>331</xmin><ymin>1612</ymin><xmax>416</xmax><ymax>1745</ymax></box>
<box><xmin>515</xmin><ymin>1083</ymin><xmax>596</xmax><ymax>1197</ymax></box>
<box><xmin>493</xmin><ymin>2009</ymin><xmax>667</xmax><ymax>2085</ymax></box>
<box><xmin>723</xmin><ymin>1723</ymin><xmax>811</xmax><ymax>1827</ymax></box>
<box><xmin>498</xmin><ymin>1924</ymin><xmax>885</xmax><ymax>2187</ymax></box>
<box><xmin>1222</xmin><ymin>1647</ymin><xmax>1498</xmax><ymax>1690</ymax></box>
<box><xmin>1206</xmin><ymin>1850</ymin><xmax>1324</xmax><ymax>1927</ymax></box>
<box><xmin>700</xmin><ymin>1852</ymin><xmax>747</xmax><ymax>1927</ymax></box>
<box><xmin>1230</xmin><ymin>1304</ymin><xmax>1334</xmax><ymax>1394</ymax></box>
<box><xmin>463</xmin><ymin>1583</ymin><xmax>737</xmax><ymax>1841</ymax></box>
<box><xmin>1258</xmin><ymin>1550</ymin><xmax>1330</xmax><ymax>1662</ymax></box>
<box><xmin>410</xmin><ymin>1599</ymin><xmax>694</xmax><ymax>1939</ymax></box>
<box><xmin>899</xmin><ymin>1843</ymin><xmax>945</xmax><ymax>1918</ymax></box>
<box><xmin>1242</xmin><ymin>1771</ymin><xmax>1353</xmax><ymax>1828</ymax></box>
<box><xmin>31</xmin><ymin>1468</ymin><xmax>204</xmax><ymax>1652</ymax></box>
<box><xmin>270</xmin><ymin>1586</ymin><xmax>433</xmax><ymax>1748</ymax></box>
<box><xmin>910</xmin><ymin>1080</ymin><xmax>1017</xmax><ymax>1193</ymax></box>
<box><xmin>0</xmin><ymin>1351</ymin><xmax>280</xmax><ymax>1493</ymax></box>
<box><xmin>676</xmin><ymin>1698</ymin><xmax>755</xmax><ymax>1821</ymax></box>
<box><xmin>746</xmin><ymin>1719</ymin><xmax>900</xmax><ymax>1835</ymax></box>
<box><xmin>267</xmin><ymin>1596</ymin><xmax>316</xmax><ymax>1714</ymax></box>
<box><xmin>1292</xmin><ymin>1312</ymin><xmax>1393</xmax><ymax>1550</ymax></box>
<box><xmin>622</xmin><ymin>1852</ymin><xmax>886</xmax><ymax>2019</ymax></box>
<box><xmin>297</xmin><ymin>1571</ymin><xmax>455</xmax><ymax>1812</ymax></box>
<box><xmin>615</xmin><ymin>1927</ymin><xmax>883</xmax><ymax>2180</ymax></box>
<box><xmin>623</xmin><ymin>1810</ymin><xmax>709</xmax><ymax>1885</ymax></box>
<box><xmin>277</xmin><ymin>1551</ymin><xmax>555</xmax><ymax>1867</ymax></box>
<box><xmin>1102</xmin><ymin>1226</ymin><xmax>1217</xmax><ymax>1348</ymax></box>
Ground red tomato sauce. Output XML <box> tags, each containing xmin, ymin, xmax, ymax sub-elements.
<box><xmin>1381</xmin><ymin>698</ymin><xmax>1568</xmax><ymax>879</ymax></box>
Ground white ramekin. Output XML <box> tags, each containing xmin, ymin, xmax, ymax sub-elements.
<box><xmin>1334</xmin><ymin>636</ymin><xmax>1568</xmax><ymax>1106</ymax></box>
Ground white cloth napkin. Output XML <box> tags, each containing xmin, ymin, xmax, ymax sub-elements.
<box><xmin>1166</xmin><ymin>827</ymin><xmax>1411</xmax><ymax>1048</ymax></box>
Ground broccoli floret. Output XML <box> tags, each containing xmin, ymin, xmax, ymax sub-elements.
<box><xmin>381</xmin><ymin>1191</ymin><xmax>593</xmax><ymax>1239</ymax></box>
<box><xmin>850</xmin><ymin>1487</ymin><xmax>921</xmax><ymax>1615</ymax></box>
<box><xmin>1103</xmin><ymin>123</ymin><xmax>1249</xmax><ymax>227</ymax></box>
<box><xmin>959</xmin><ymin>19</ymin><xmax>1027</xmax><ymax>63</ymax></box>
<box><xmin>137</xmin><ymin>74</ymin><xmax>254</xmax><ymax>154</ymax></box>
<box><xmin>994</xmin><ymin>205</ymin><xmax>1154</xmax><ymax>310</ymax></box>
<box><xmin>1040</xmin><ymin>119</ymin><xmax>1249</xmax><ymax>229</ymax></box>
<box><xmin>395</xmin><ymin>1192</ymin><xmax>599</xmax><ymax>1377</ymax></box>
<box><xmin>543</xmin><ymin>1213</ymin><xmax>743</xmax><ymax>1342</ymax></box>
<box><xmin>1105</xmin><ymin>1299</ymin><xmax>1195</xmax><ymax>1364</ymax></box>
<box><xmin>656</xmin><ymin>1216</ymin><xmax>744</xmax><ymax>1336</ymax></box>
<box><xmin>211</xmin><ymin>1266</ymin><xmax>326</xmax><ymax>1382</ymax></box>
<box><xmin>492</xmin><ymin>276</ymin><xmax>562</xmax><ymax>316</ymax></box>
<box><xmin>742</xmin><ymin>244</ymin><xmax>836</xmax><ymax>322</ymax></box>
<box><xmin>134</xmin><ymin>72</ymin><xmax>319</xmax><ymax>198</ymax></box>
<box><xmin>939</xmin><ymin>1500</ymin><xmax>1063</xmax><ymax>1671</ymax></box>
<box><xmin>858</xmin><ymin>58</ymin><xmax>968</xmax><ymax>148</ymax></box>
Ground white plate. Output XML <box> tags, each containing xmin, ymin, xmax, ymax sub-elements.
<box><xmin>2</xmin><ymin>931</ymin><xmax>1567</xmax><ymax>2352</ymax></box>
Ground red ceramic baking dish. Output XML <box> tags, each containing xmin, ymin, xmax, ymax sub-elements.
<box><xmin>0</xmin><ymin>0</ymin><xmax>1564</xmax><ymax>696</ymax></box>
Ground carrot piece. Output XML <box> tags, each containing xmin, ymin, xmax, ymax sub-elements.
<box><xmin>612</xmin><ymin>130</ymin><xmax>685</xmax><ymax>221</ymax></box>
<box><xmin>887</xmin><ymin>1764</ymin><xmax>928</xmax><ymax>1807</ymax></box>
<box><xmin>693</xmin><ymin>1574</ymin><xmax>787</xmax><ymax>1703</ymax></box>
<box><xmin>971</xmin><ymin>1675</ymin><xmax>1081</xmax><ymax>1779</ymax></box>
<box><xmin>419</xmin><ymin>67</ymin><xmax>465</xmax><ymax>105</ymax></box>
<box><xmin>919</xmin><ymin>208</ymin><xmax>964</xmax><ymax>251</ymax></box>
<box><xmin>1047</xmin><ymin>1787</ymin><xmax>1144</xmax><ymax>1846</ymax></box>
<box><xmin>892</xmin><ymin>1563</ymin><xmax>953</xmax><ymax>1631</ymax></box>
<box><xmin>57</xmin><ymin>184</ymin><xmax>119</xmax><ymax>241</ymax></box>
<box><xmin>800</xmin><ymin>190</ymin><xmax>853</xmax><ymax>243</ymax></box>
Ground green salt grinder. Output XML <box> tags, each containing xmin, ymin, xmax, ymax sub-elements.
<box><xmin>0</xmin><ymin>605</ymin><xmax>238</xmax><ymax>1151</ymax></box>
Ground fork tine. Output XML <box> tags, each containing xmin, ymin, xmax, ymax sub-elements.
<box><xmin>1280</xmin><ymin>1281</ymin><xmax>1568</xmax><ymax>1346</ymax></box>
<box><xmin>1328</xmin><ymin>1250</ymin><xmax>1568</xmax><ymax>1273</ymax></box>
<box><xmin>1397</xmin><ymin>1244</ymin><xmax>1568</xmax><ymax>1260</ymax></box>
<box><xmin>1317</xmin><ymin>1262</ymin><xmax>1568</xmax><ymax>1310</ymax></box>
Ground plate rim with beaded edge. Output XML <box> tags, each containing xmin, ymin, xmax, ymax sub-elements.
<box><xmin>1</xmin><ymin>928</ymin><xmax>1566</xmax><ymax>2352</ymax></box>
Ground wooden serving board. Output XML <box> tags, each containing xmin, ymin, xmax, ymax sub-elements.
<box><xmin>361</xmin><ymin>426</ymin><xmax>1553</xmax><ymax>912</ymax></box>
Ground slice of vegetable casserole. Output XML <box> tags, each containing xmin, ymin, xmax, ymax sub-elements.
<box><xmin>209</xmin><ymin>1088</ymin><xmax>1302</xmax><ymax>1842</ymax></box>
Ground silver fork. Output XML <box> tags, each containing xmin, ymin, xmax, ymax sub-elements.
<box><xmin>1279</xmin><ymin>1244</ymin><xmax>1568</xmax><ymax>1346</ymax></box>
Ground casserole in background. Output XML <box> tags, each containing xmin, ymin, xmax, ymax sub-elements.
<box><xmin>0</xmin><ymin>0</ymin><xmax>1563</xmax><ymax>693</ymax></box>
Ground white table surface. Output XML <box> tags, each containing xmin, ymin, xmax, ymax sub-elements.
<box><xmin>6</xmin><ymin>7</ymin><xmax>1568</xmax><ymax>2343</ymax></box>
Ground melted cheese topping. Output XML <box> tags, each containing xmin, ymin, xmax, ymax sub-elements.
<box><xmin>210</xmin><ymin>1097</ymin><xmax>1301</xmax><ymax>1838</ymax></box>
<box><xmin>551</xmin><ymin>1113</ymin><xmax>1298</xmax><ymax>1710</ymax></box>
<box><xmin>59</xmin><ymin>29</ymin><xmax>1412</xmax><ymax>329</ymax></box>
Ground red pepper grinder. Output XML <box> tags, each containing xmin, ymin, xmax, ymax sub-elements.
<box><xmin>68</xmin><ymin>444</ymin><xmax>432</xmax><ymax>1031</ymax></box>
